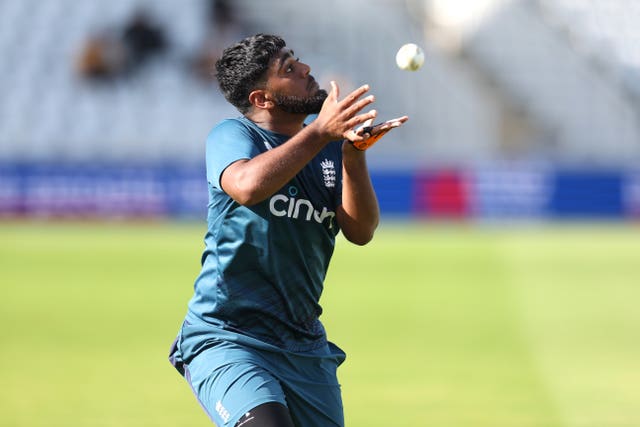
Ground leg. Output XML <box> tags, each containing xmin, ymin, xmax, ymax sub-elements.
<box><xmin>184</xmin><ymin>342</ymin><xmax>290</xmax><ymax>426</ymax></box>
<box><xmin>235</xmin><ymin>402</ymin><xmax>295</xmax><ymax>427</ymax></box>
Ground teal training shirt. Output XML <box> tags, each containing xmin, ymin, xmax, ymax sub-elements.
<box><xmin>186</xmin><ymin>116</ymin><xmax>344</xmax><ymax>353</ymax></box>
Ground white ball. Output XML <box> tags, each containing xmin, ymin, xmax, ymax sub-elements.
<box><xmin>395</xmin><ymin>43</ymin><xmax>425</xmax><ymax>71</ymax></box>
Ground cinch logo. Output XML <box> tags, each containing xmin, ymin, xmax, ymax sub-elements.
<box><xmin>269</xmin><ymin>192</ymin><xmax>335</xmax><ymax>227</ymax></box>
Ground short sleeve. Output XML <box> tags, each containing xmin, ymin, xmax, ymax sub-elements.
<box><xmin>205</xmin><ymin>119</ymin><xmax>262</xmax><ymax>190</ymax></box>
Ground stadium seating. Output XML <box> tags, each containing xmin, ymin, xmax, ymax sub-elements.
<box><xmin>0</xmin><ymin>0</ymin><xmax>639</xmax><ymax>167</ymax></box>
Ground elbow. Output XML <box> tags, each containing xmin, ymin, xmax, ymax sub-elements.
<box><xmin>220</xmin><ymin>161</ymin><xmax>270</xmax><ymax>206</ymax></box>
<box><xmin>342</xmin><ymin>222</ymin><xmax>378</xmax><ymax>246</ymax></box>
<box><xmin>232</xmin><ymin>189</ymin><xmax>261</xmax><ymax>206</ymax></box>
<box><xmin>347</xmin><ymin>232</ymin><xmax>375</xmax><ymax>246</ymax></box>
<box><xmin>337</xmin><ymin>208</ymin><xmax>379</xmax><ymax>245</ymax></box>
<box><xmin>224</xmin><ymin>176</ymin><xmax>267</xmax><ymax>206</ymax></box>
<box><xmin>232</xmin><ymin>189</ymin><xmax>265</xmax><ymax>206</ymax></box>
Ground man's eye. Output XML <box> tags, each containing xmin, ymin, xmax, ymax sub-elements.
<box><xmin>286</xmin><ymin>58</ymin><xmax>300</xmax><ymax>73</ymax></box>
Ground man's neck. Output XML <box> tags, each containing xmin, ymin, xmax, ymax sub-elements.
<box><xmin>245</xmin><ymin>110</ymin><xmax>307</xmax><ymax>136</ymax></box>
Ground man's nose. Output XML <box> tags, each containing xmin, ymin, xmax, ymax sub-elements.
<box><xmin>300</xmin><ymin>62</ymin><xmax>311</xmax><ymax>76</ymax></box>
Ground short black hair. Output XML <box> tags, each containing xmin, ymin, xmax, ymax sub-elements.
<box><xmin>215</xmin><ymin>34</ymin><xmax>286</xmax><ymax>114</ymax></box>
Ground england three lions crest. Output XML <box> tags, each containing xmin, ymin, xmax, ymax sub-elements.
<box><xmin>321</xmin><ymin>159</ymin><xmax>336</xmax><ymax>188</ymax></box>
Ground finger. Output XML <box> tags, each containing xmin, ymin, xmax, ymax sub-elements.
<box><xmin>343</xmin><ymin>129</ymin><xmax>360</xmax><ymax>142</ymax></box>
<box><xmin>344</xmin><ymin>110</ymin><xmax>378</xmax><ymax>140</ymax></box>
<box><xmin>356</xmin><ymin>111</ymin><xmax>377</xmax><ymax>135</ymax></box>
<box><xmin>375</xmin><ymin>116</ymin><xmax>410</xmax><ymax>132</ymax></box>
<box><xmin>359</xmin><ymin>109</ymin><xmax>378</xmax><ymax>124</ymax></box>
<box><xmin>389</xmin><ymin>115</ymin><xmax>409</xmax><ymax>125</ymax></box>
<box><xmin>382</xmin><ymin>121</ymin><xmax>404</xmax><ymax>130</ymax></box>
<box><xmin>330</xmin><ymin>81</ymin><xmax>339</xmax><ymax>101</ymax></box>
<box><xmin>343</xmin><ymin>94</ymin><xmax>375</xmax><ymax>118</ymax></box>
<box><xmin>341</xmin><ymin>84</ymin><xmax>370</xmax><ymax>106</ymax></box>
<box><xmin>360</xmin><ymin>117</ymin><xmax>374</xmax><ymax>130</ymax></box>
<box><xmin>380</xmin><ymin>116</ymin><xmax>409</xmax><ymax>127</ymax></box>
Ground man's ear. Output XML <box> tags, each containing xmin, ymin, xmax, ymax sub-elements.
<box><xmin>248</xmin><ymin>90</ymin><xmax>274</xmax><ymax>110</ymax></box>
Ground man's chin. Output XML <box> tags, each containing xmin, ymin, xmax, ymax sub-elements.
<box><xmin>274</xmin><ymin>92</ymin><xmax>328</xmax><ymax>115</ymax></box>
<box><xmin>314</xmin><ymin>89</ymin><xmax>328</xmax><ymax>99</ymax></box>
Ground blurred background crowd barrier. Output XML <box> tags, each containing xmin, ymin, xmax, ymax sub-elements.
<box><xmin>1</xmin><ymin>164</ymin><xmax>639</xmax><ymax>219</ymax></box>
<box><xmin>1</xmin><ymin>0</ymin><xmax>639</xmax><ymax>220</ymax></box>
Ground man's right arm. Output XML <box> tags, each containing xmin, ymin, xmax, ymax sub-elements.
<box><xmin>221</xmin><ymin>82</ymin><xmax>376</xmax><ymax>206</ymax></box>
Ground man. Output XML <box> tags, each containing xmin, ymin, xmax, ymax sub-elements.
<box><xmin>169</xmin><ymin>33</ymin><xmax>408</xmax><ymax>427</ymax></box>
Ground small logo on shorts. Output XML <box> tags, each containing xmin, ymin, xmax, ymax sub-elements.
<box><xmin>236</xmin><ymin>412</ymin><xmax>255</xmax><ymax>427</ymax></box>
<box><xmin>216</xmin><ymin>400</ymin><xmax>231</xmax><ymax>423</ymax></box>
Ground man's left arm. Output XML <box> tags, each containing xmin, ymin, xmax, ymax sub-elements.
<box><xmin>336</xmin><ymin>143</ymin><xmax>380</xmax><ymax>246</ymax></box>
<box><xmin>336</xmin><ymin>114</ymin><xmax>409</xmax><ymax>245</ymax></box>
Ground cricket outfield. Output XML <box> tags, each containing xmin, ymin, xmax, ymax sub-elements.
<box><xmin>1</xmin><ymin>221</ymin><xmax>638</xmax><ymax>426</ymax></box>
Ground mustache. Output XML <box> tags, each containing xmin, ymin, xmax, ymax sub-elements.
<box><xmin>307</xmin><ymin>76</ymin><xmax>319</xmax><ymax>91</ymax></box>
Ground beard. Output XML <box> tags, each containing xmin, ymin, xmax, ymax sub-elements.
<box><xmin>272</xmin><ymin>89</ymin><xmax>328</xmax><ymax>114</ymax></box>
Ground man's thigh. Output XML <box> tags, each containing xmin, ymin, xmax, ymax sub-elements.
<box><xmin>184</xmin><ymin>342</ymin><xmax>344</xmax><ymax>427</ymax></box>
<box><xmin>185</xmin><ymin>347</ymin><xmax>287</xmax><ymax>427</ymax></box>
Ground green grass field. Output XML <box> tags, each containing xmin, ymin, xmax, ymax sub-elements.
<box><xmin>1</xmin><ymin>221</ymin><xmax>639</xmax><ymax>426</ymax></box>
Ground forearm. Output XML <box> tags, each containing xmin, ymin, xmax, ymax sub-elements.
<box><xmin>337</xmin><ymin>142</ymin><xmax>380</xmax><ymax>245</ymax></box>
<box><xmin>221</xmin><ymin>122</ymin><xmax>331</xmax><ymax>205</ymax></box>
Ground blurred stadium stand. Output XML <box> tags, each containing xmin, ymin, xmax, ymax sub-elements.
<box><xmin>0</xmin><ymin>0</ymin><xmax>639</xmax><ymax>219</ymax></box>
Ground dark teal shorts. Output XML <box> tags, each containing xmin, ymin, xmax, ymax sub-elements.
<box><xmin>170</xmin><ymin>321</ymin><xmax>346</xmax><ymax>427</ymax></box>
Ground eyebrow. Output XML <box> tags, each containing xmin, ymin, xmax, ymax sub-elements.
<box><xmin>277</xmin><ymin>49</ymin><xmax>296</xmax><ymax>72</ymax></box>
